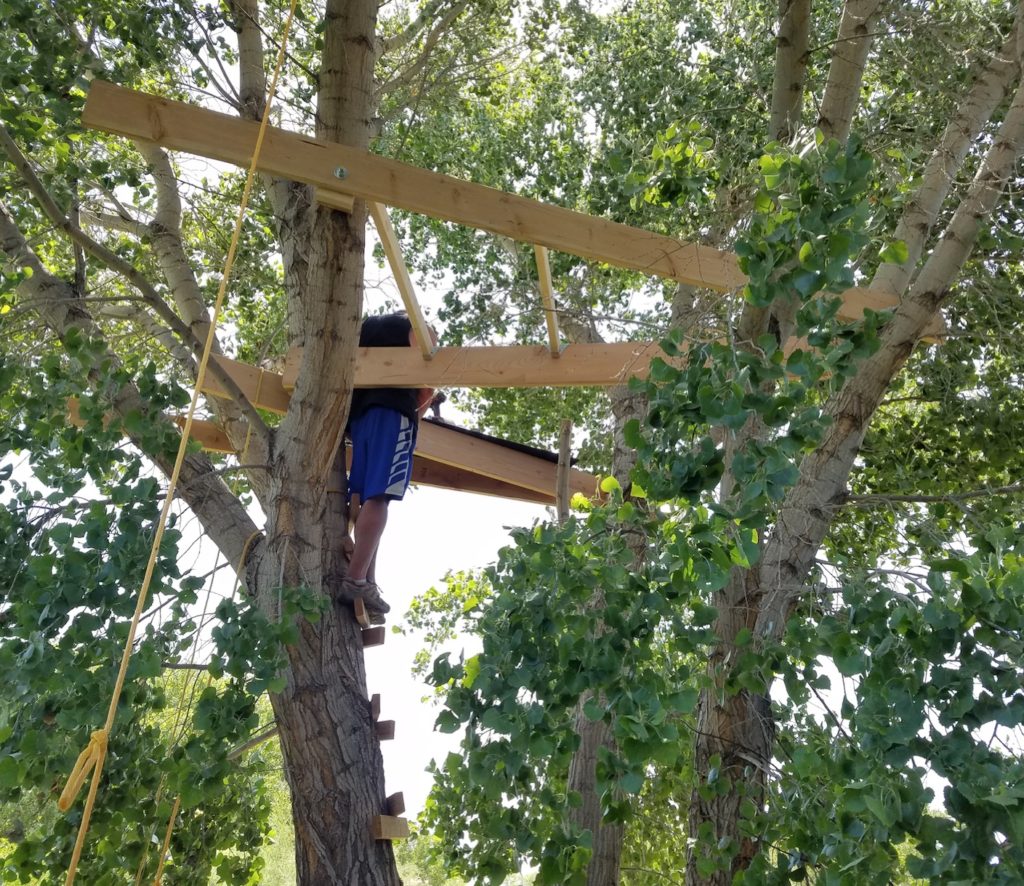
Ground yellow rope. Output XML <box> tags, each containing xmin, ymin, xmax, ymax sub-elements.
<box><xmin>150</xmin><ymin>796</ymin><xmax>182</xmax><ymax>886</ymax></box>
<box><xmin>58</xmin><ymin>2</ymin><xmax>299</xmax><ymax>881</ymax></box>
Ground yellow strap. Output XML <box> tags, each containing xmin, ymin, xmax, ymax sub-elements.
<box><xmin>59</xmin><ymin>2</ymin><xmax>298</xmax><ymax>882</ymax></box>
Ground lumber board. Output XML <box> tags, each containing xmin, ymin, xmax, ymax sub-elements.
<box><xmin>281</xmin><ymin>342</ymin><xmax>667</xmax><ymax>390</ymax></box>
<box><xmin>375</xmin><ymin>720</ymin><xmax>396</xmax><ymax>740</ymax></box>
<box><xmin>82</xmin><ymin>81</ymin><xmax>745</xmax><ymax>290</ymax></box>
<box><xmin>416</xmin><ymin>421</ymin><xmax>596</xmax><ymax>499</ymax></box>
<box><xmin>386</xmin><ymin>792</ymin><xmax>406</xmax><ymax>817</ymax></box>
<box><xmin>371</xmin><ymin>815</ymin><xmax>410</xmax><ymax>841</ymax></box>
<box><xmin>199</xmin><ymin>358</ymin><xmax>598</xmax><ymax>500</ymax></box>
<box><xmin>203</xmin><ymin>355</ymin><xmax>292</xmax><ymax>412</ymax></box>
<box><xmin>361</xmin><ymin>626</ymin><xmax>386</xmax><ymax>648</ymax></box>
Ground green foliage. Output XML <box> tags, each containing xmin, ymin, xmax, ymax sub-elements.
<box><xmin>415</xmin><ymin>128</ymin><xmax>1024</xmax><ymax>883</ymax></box>
<box><xmin>0</xmin><ymin>342</ymin><xmax>300</xmax><ymax>883</ymax></box>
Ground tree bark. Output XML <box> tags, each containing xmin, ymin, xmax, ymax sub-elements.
<box><xmin>567</xmin><ymin>699</ymin><xmax>625</xmax><ymax>885</ymax></box>
<box><xmin>769</xmin><ymin>0</ymin><xmax>811</xmax><ymax>143</ymax></box>
<box><xmin>817</xmin><ymin>0</ymin><xmax>884</xmax><ymax>142</ymax></box>
<box><xmin>227</xmin><ymin>0</ymin><xmax>401</xmax><ymax>881</ymax></box>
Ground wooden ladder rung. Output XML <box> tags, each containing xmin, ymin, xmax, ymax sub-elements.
<box><xmin>361</xmin><ymin>626</ymin><xmax>386</xmax><ymax>648</ymax></box>
<box><xmin>353</xmin><ymin>598</ymin><xmax>371</xmax><ymax>628</ymax></box>
<box><xmin>370</xmin><ymin>693</ymin><xmax>381</xmax><ymax>720</ymax></box>
<box><xmin>375</xmin><ymin>720</ymin><xmax>395</xmax><ymax>740</ymax></box>
<box><xmin>371</xmin><ymin>814</ymin><xmax>410</xmax><ymax>841</ymax></box>
<box><xmin>386</xmin><ymin>792</ymin><xmax>405</xmax><ymax>817</ymax></box>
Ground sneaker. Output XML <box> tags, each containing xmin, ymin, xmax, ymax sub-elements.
<box><xmin>339</xmin><ymin>577</ymin><xmax>390</xmax><ymax>617</ymax></box>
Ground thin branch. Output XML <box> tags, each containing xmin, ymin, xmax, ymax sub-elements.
<box><xmin>382</xmin><ymin>0</ymin><xmax>469</xmax><ymax>56</ymax></box>
<box><xmin>80</xmin><ymin>208</ymin><xmax>150</xmax><ymax>238</ymax></box>
<box><xmin>841</xmin><ymin>482</ymin><xmax>1024</xmax><ymax>506</ymax></box>
<box><xmin>377</xmin><ymin>0</ymin><xmax>471</xmax><ymax>97</ymax></box>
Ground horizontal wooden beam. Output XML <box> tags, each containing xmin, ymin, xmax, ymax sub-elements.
<box><xmin>312</xmin><ymin>187</ymin><xmax>355</xmax><ymax>213</ymax></box>
<box><xmin>386</xmin><ymin>792</ymin><xmax>405</xmax><ymax>817</ymax></box>
<box><xmin>417</xmin><ymin>421</ymin><xmax>596</xmax><ymax>500</ymax></box>
<box><xmin>281</xmin><ymin>343</ymin><xmax>666</xmax><ymax>390</ymax></box>
<box><xmin>82</xmin><ymin>81</ymin><xmax>745</xmax><ymax>290</ymax></box>
<box><xmin>375</xmin><ymin>720</ymin><xmax>396</xmax><ymax>740</ymax></box>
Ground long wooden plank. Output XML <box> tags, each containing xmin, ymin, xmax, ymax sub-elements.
<box><xmin>82</xmin><ymin>81</ymin><xmax>745</xmax><ymax>290</ymax></box>
<box><xmin>281</xmin><ymin>342</ymin><xmax>666</xmax><ymax>390</ymax></box>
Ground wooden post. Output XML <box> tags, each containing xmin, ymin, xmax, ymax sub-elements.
<box><xmin>556</xmin><ymin>419</ymin><xmax>573</xmax><ymax>524</ymax></box>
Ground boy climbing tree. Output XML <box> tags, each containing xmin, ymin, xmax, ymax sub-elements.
<box><xmin>340</xmin><ymin>312</ymin><xmax>437</xmax><ymax>623</ymax></box>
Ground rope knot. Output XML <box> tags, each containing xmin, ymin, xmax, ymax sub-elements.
<box><xmin>57</xmin><ymin>729</ymin><xmax>108</xmax><ymax>813</ymax></box>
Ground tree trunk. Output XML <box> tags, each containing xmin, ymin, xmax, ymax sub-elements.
<box><xmin>687</xmin><ymin>575</ymin><xmax>773</xmax><ymax>886</ymax></box>
<box><xmin>568</xmin><ymin>696</ymin><xmax>624</xmax><ymax>885</ymax></box>
<box><xmin>566</xmin><ymin>383</ymin><xmax>647</xmax><ymax>885</ymax></box>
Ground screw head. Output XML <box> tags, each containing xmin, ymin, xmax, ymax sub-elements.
<box><xmin>333</xmin><ymin>166</ymin><xmax>348</xmax><ymax>179</ymax></box>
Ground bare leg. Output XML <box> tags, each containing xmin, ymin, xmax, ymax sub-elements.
<box><xmin>348</xmin><ymin>496</ymin><xmax>389</xmax><ymax>582</ymax></box>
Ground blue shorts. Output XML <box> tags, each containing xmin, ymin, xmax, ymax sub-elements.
<box><xmin>348</xmin><ymin>407</ymin><xmax>417</xmax><ymax>501</ymax></box>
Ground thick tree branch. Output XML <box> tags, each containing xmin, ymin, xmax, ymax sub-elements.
<box><xmin>134</xmin><ymin>142</ymin><xmax>215</xmax><ymax>338</ymax></box>
<box><xmin>229</xmin><ymin>0</ymin><xmax>314</xmax><ymax>338</ymax></box>
<box><xmin>817</xmin><ymin>0</ymin><xmax>885</xmax><ymax>142</ymax></box>
<box><xmin>871</xmin><ymin>12</ymin><xmax>1023</xmax><ymax>295</ymax></box>
<box><xmin>0</xmin><ymin>122</ymin><xmax>272</xmax><ymax>451</ymax></box>
<box><xmin>0</xmin><ymin>201</ymin><xmax>261</xmax><ymax>570</ymax></box>
<box><xmin>769</xmin><ymin>0</ymin><xmax>811</xmax><ymax>143</ymax></box>
<box><xmin>756</xmin><ymin>70</ymin><xmax>1024</xmax><ymax>639</ymax></box>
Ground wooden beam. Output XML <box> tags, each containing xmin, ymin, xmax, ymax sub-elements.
<box><xmin>385</xmin><ymin>793</ymin><xmax>405</xmax><ymax>817</ymax></box>
<box><xmin>281</xmin><ymin>342</ymin><xmax>666</xmax><ymax>390</ymax></box>
<box><xmin>370</xmin><ymin>693</ymin><xmax>381</xmax><ymax>721</ymax></box>
<box><xmin>371</xmin><ymin>815</ymin><xmax>410</xmax><ymax>841</ymax></box>
<box><xmin>417</xmin><ymin>421</ymin><xmax>596</xmax><ymax>500</ymax></box>
<box><xmin>199</xmin><ymin>359</ymin><xmax>598</xmax><ymax>501</ymax></box>
<box><xmin>202</xmin><ymin>356</ymin><xmax>292</xmax><ymax>412</ymax></box>
<box><xmin>367</xmin><ymin>200</ymin><xmax>435</xmax><ymax>360</ymax></box>
<box><xmin>312</xmin><ymin>187</ymin><xmax>355</xmax><ymax>214</ymax></box>
<box><xmin>375</xmin><ymin>720</ymin><xmax>396</xmax><ymax>740</ymax></box>
<box><xmin>82</xmin><ymin>81</ymin><xmax>745</xmax><ymax>290</ymax></box>
<box><xmin>535</xmin><ymin>246</ymin><xmax>561</xmax><ymax>355</ymax></box>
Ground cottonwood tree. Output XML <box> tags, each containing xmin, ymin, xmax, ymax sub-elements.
<box><xmin>393</xmin><ymin>0</ymin><xmax>1024</xmax><ymax>883</ymax></box>
<box><xmin>3</xmin><ymin>2</ymin><xmax>1024</xmax><ymax>886</ymax></box>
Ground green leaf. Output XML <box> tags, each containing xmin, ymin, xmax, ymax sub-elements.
<box><xmin>878</xmin><ymin>239</ymin><xmax>909</xmax><ymax>264</ymax></box>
